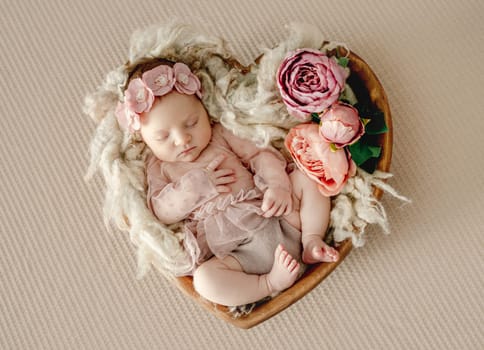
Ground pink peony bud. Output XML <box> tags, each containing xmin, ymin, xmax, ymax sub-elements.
<box><xmin>319</xmin><ymin>102</ymin><xmax>364</xmax><ymax>148</ymax></box>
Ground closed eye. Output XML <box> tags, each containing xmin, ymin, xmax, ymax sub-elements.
<box><xmin>156</xmin><ymin>133</ymin><xmax>169</xmax><ymax>141</ymax></box>
<box><xmin>186</xmin><ymin>117</ymin><xmax>198</xmax><ymax>128</ymax></box>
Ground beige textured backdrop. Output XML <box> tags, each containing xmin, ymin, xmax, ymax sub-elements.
<box><xmin>1</xmin><ymin>0</ymin><xmax>483</xmax><ymax>349</ymax></box>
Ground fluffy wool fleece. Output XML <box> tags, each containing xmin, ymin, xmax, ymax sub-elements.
<box><xmin>84</xmin><ymin>22</ymin><xmax>408</xmax><ymax>278</ymax></box>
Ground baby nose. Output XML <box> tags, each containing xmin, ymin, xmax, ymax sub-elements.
<box><xmin>174</xmin><ymin>131</ymin><xmax>191</xmax><ymax>146</ymax></box>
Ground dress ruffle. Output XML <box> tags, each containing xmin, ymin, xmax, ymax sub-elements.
<box><xmin>183</xmin><ymin>188</ymin><xmax>275</xmax><ymax>267</ymax></box>
<box><xmin>194</xmin><ymin>187</ymin><xmax>262</xmax><ymax>219</ymax></box>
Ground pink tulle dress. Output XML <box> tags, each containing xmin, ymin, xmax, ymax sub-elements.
<box><xmin>146</xmin><ymin>124</ymin><xmax>302</xmax><ymax>275</ymax></box>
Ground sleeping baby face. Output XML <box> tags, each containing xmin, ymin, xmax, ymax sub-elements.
<box><xmin>140</xmin><ymin>91</ymin><xmax>212</xmax><ymax>162</ymax></box>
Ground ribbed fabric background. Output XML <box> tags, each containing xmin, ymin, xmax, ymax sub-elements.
<box><xmin>1</xmin><ymin>0</ymin><xmax>483</xmax><ymax>349</ymax></box>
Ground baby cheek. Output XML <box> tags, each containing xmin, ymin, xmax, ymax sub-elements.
<box><xmin>152</xmin><ymin>146</ymin><xmax>174</xmax><ymax>162</ymax></box>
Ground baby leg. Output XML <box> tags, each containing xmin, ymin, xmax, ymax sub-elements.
<box><xmin>193</xmin><ymin>245</ymin><xmax>300</xmax><ymax>306</ymax></box>
<box><xmin>289</xmin><ymin>169</ymin><xmax>339</xmax><ymax>264</ymax></box>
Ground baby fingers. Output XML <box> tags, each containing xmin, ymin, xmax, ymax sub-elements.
<box><xmin>263</xmin><ymin>202</ymin><xmax>285</xmax><ymax>218</ymax></box>
<box><xmin>263</xmin><ymin>199</ymin><xmax>291</xmax><ymax>217</ymax></box>
<box><xmin>283</xmin><ymin>200</ymin><xmax>293</xmax><ymax>216</ymax></box>
<box><xmin>274</xmin><ymin>203</ymin><xmax>289</xmax><ymax>217</ymax></box>
<box><xmin>212</xmin><ymin>169</ymin><xmax>236</xmax><ymax>185</ymax></box>
<box><xmin>206</xmin><ymin>154</ymin><xmax>226</xmax><ymax>171</ymax></box>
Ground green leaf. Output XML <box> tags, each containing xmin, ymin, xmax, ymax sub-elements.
<box><xmin>337</xmin><ymin>57</ymin><xmax>349</xmax><ymax>68</ymax></box>
<box><xmin>364</xmin><ymin>111</ymin><xmax>388</xmax><ymax>135</ymax></box>
<box><xmin>368</xmin><ymin>145</ymin><xmax>382</xmax><ymax>157</ymax></box>
<box><xmin>311</xmin><ymin>113</ymin><xmax>321</xmax><ymax>124</ymax></box>
<box><xmin>339</xmin><ymin>66</ymin><xmax>389</xmax><ymax>173</ymax></box>
<box><xmin>348</xmin><ymin>140</ymin><xmax>381</xmax><ymax>166</ymax></box>
<box><xmin>358</xmin><ymin>157</ymin><xmax>379</xmax><ymax>174</ymax></box>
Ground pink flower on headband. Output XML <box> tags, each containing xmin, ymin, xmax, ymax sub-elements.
<box><xmin>173</xmin><ymin>63</ymin><xmax>202</xmax><ymax>98</ymax></box>
<box><xmin>143</xmin><ymin>63</ymin><xmax>201</xmax><ymax>98</ymax></box>
<box><xmin>124</xmin><ymin>78</ymin><xmax>154</xmax><ymax>114</ymax></box>
<box><xmin>143</xmin><ymin>65</ymin><xmax>175</xmax><ymax>96</ymax></box>
<box><xmin>115</xmin><ymin>63</ymin><xmax>202</xmax><ymax>133</ymax></box>
<box><xmin>115</xmin><ymin>102</ymin><xmax>141</xmax><ymax>133</ymax></box>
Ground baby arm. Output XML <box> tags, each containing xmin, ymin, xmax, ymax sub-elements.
<box><xmin>220</xmin><ymin>126</ymin><xmax>292</xmax><ymax>217</ymax></box>
<box><xmin>147</xmin><ymin>155</ymin><xmax>235</xmax><ymax>224</ymax></box>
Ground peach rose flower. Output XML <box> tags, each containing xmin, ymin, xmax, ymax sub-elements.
<box><xmin>285</xmin><ymin>123</ymin><xmax>356</xmax><ymax>196</ymax></box>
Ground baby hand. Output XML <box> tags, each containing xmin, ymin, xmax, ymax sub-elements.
<box><xmin>261</xmin><ymin>187</ymin><xmax>292</xmax><ymax>218</ymax></box>
<box><xmin>205</xmin><ymin>155</ymin><xmax>236</xmax><ymax>193</ymax></box>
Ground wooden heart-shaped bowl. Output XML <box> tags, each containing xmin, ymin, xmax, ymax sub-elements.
<box><xmin>165</xmin><ymin>49</ymin><xmax>392</xmax><ymax>328</ymax></box>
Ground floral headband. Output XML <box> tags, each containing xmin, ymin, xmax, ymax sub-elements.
<box><xmin>115</xmin><ymin>62</ymin><xmax>202</xmax><ymax>133</ymax></box>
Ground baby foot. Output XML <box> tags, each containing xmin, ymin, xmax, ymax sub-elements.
<box><xmin>302</xmin><ymin>235</ymin><xmax>339</xmax><ymax>264</ymax></box>
<box><xmin>265</xmin><ymin>244</ymin><xmax>300</xmax><ymax>294</ymax></box>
